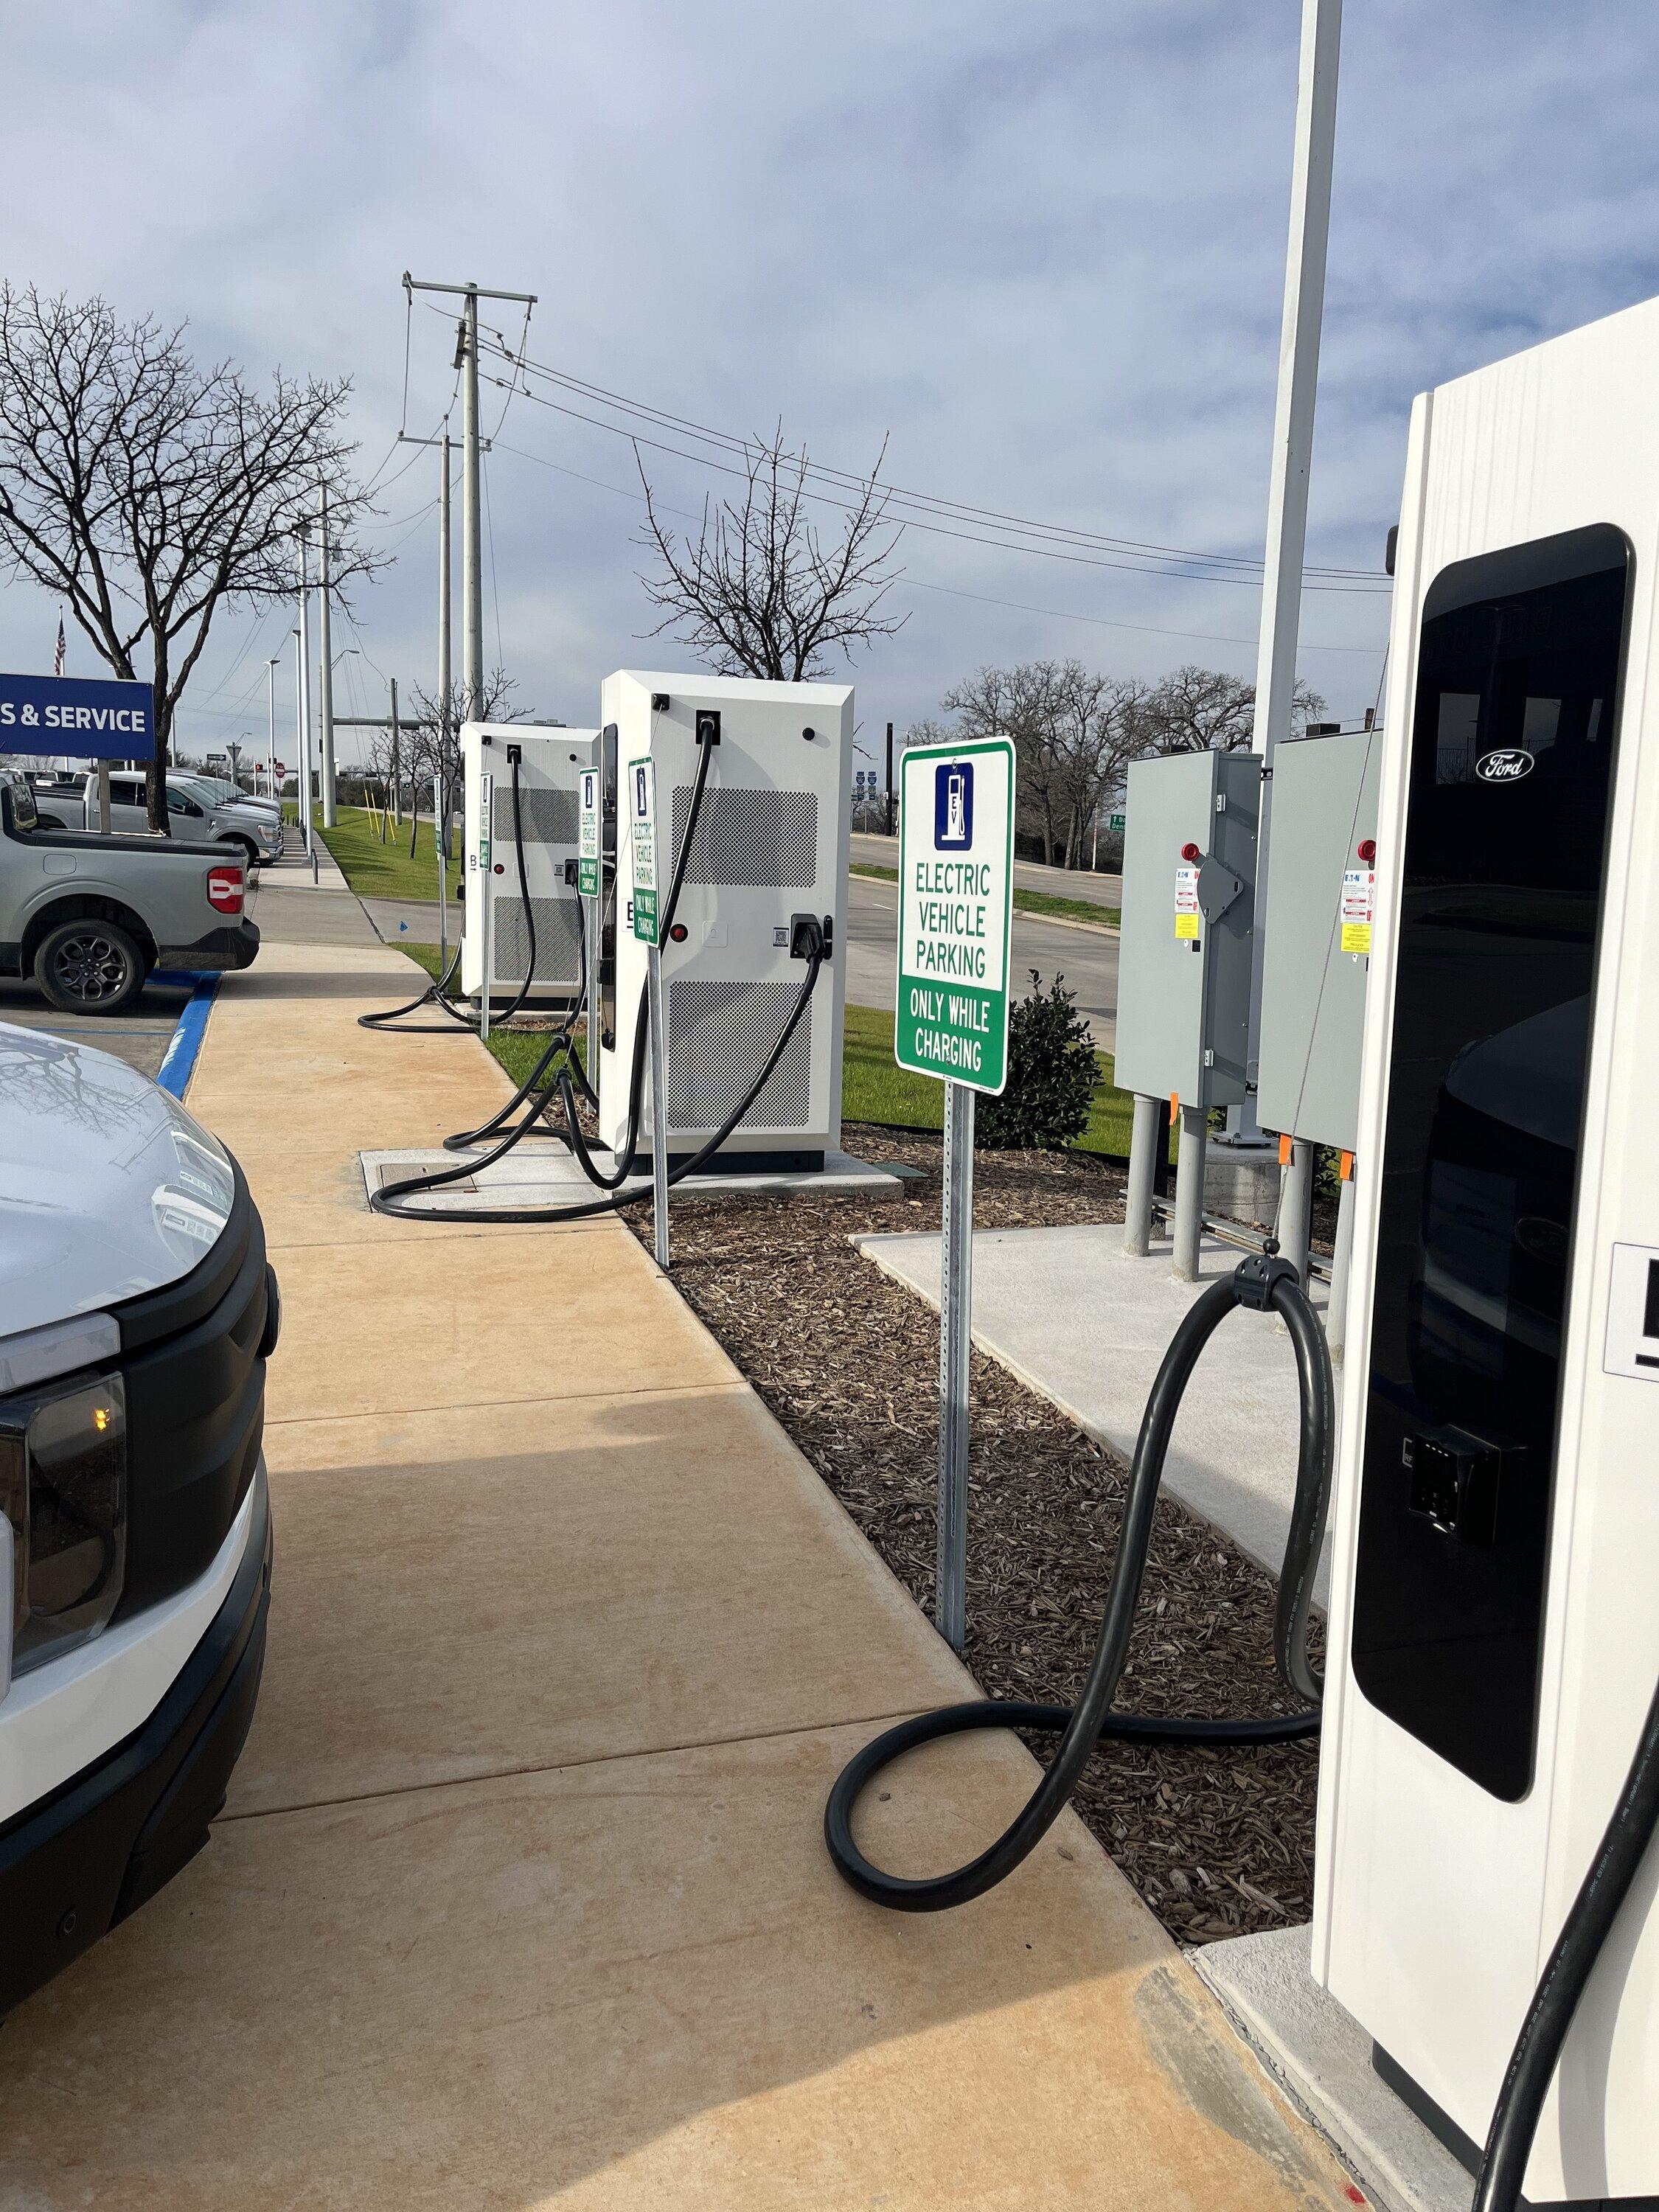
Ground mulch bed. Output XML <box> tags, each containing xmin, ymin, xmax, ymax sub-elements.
<box><xmin>630</xmin><ymin>1124</ymin><xmax>1321</xmax><ymax>1947</ymax></box>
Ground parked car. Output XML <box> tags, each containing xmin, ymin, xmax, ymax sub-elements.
<box><xmin>0</xmin><ymin>1018</ymin><xmax>274</xmax><ymax>2014</ymax></box>
<box><xmin>0</xmin><ymin>771</ymin><xmax>259</xmax><ymax>1015</ymax></box>
<box><xmin>181</xmin><ymin>774</ymin><xmax>282</xmax><ymax>824</ymax></box>
<box><xmin>78</xmin><ymin>773</ymin><xmax>282</xmax><ymax>867</ymax></box>
<box><xmin>21</xmin><ymin>771</ymin><xmax>88</xmax><ymax>830</ymax></box>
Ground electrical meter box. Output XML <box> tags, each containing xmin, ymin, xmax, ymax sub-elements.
<box><xmin>1113</xmin><ymin>749</ymin><xmax>1260</xmax><ymax>1109</ymax></box>
<box><xmin>1253</xmin><ymin>729</ymin><xmax>1381</xmax><ymax>1151</ymax></box>
<box><xmin>596</xmin><ymin>672</ymin><xmax>850</xmax><ymax>1168</ymax></box>
<box><xmin>462</xmin><ymin>723</ymin><xmax>595</xmax><ymax>1007</ymax></box>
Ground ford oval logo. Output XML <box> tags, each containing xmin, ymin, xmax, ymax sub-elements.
<box><xmin>1475</xmin><ymin>748</ymin><xmax>1535</xmax><ymax>784</ymax></box>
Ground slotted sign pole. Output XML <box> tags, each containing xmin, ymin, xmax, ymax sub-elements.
<box><xmin>630</xmin><ymin>756</ymin><xmax>669</xmax><ymax>1270</ymax></box>
<box><xmin>895</xmin><ymin>736</ymin><xmax>1016</xmax><ymax>1652</ymax></box>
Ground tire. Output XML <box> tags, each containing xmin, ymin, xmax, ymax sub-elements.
<box><xmin>34</xmin><ymin>918</ymin><xmax>147</xmax><ymax>1016</ymax></box>
<box><xmin>221</xmin><ymin>836</ymin><xmax>261</xmax><ymax>870</ymax></box>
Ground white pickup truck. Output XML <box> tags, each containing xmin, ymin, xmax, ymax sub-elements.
<box><xmin>0</xmin><ymin>1019</ymin><xmax>275</xmax><ymax>2014</ymax></box>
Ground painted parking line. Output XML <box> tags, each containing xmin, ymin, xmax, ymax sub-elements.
<box><xmin>156</xmin><ymin>975</ymin><xmax>219</xmax><ymax>1099</ymax></box>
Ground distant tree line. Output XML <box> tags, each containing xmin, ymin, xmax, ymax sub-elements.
<box><xmin>907</xmin><ymin>658</ymin><xmax>1325</xmax><ymax>869</ymax></box>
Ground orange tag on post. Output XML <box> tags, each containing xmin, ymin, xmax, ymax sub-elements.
<box><xmin>1278</xmin><ymin>1133</ymin><xmax>1293</xmax><ymax>1166</ymax></box>
<box><xmin>1340</xmin><ymin>1150</ymin><xmax>1354</xmax><ymax>1182</ymax></box>
<box><xmin>1169</xmin><ymin>1093</ymin><xmax>1180</xmax><ymax>1127</ymax></box>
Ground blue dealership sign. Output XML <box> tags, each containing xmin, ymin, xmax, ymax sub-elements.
<box><xmin>0</xmin><ymin>670</ymin><xmax>154</xmax><ymax>759</ymax></box>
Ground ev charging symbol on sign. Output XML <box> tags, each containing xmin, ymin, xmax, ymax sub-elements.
<box><xmin>629</xmin><ymin>756</ymin><xmax>658</xmax><ymax>945</ymax></box>
<box><xmin>578</xmin><ymin>769</ymin><xmax>600</xmax><ymax>899</ymax></box>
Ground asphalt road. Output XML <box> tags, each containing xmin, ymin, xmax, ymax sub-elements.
<box><xmin>849</xmin><ymin>830</ymin><xmax>1122</xmax><ymax>911</ymax></box>
<box><xmin>350</xmin><ymin>877</ymin><xmax>1120</xmax><ymax>1046</ymax></box>
<box><xmin>0</xmin><ymin>973</ymin><xmax>196</xmax><ymax>1079</ymax></box>
<box><xmin>844</xmin><ymin>872</ymin><xmax>1119</xmax><ymax>1047</ymax></box>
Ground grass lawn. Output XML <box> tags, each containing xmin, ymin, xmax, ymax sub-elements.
<box><xmin>850</xmin><ymin>865</ymin><xmax>1119</xmax><ymax>932</ymax></box>
<box><xmin>390</xmin><ymin>947</ymin><xmax>1154</xmax><ymax>1164</ymax></box>
<box><xmin>310</xmin><ymin>804</ymin><xmax>456</xmax><ymax>903</ymax></box>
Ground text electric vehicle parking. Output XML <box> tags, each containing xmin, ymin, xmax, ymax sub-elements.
<box><xmin>0</xmin><ymin>1020</ymin><xmax>276</xmax><ymax>2013</ymax></box>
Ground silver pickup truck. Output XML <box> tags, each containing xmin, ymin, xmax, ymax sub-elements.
<box><xmin>0</xmin><ymin>771</ymin><xmax>259</xmax><ymax>1015</ymax></box>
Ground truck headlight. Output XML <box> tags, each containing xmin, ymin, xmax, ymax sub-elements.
<box><xmin>0</xmin><ymin>1371</ymin><xmax>127</xmax><ymax>1683</ymax></box>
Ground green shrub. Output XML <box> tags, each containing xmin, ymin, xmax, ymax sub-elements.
<box><xmin>975</xmin><ymin>971</ymin><xmax>1099</xmax><ymax>1150</ymax></box>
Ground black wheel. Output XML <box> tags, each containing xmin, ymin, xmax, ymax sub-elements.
<box><xmin>34</xmin><ymin>919</ymin><xmax>147</xmax><ymax>1015</ymax></box>
<box><xmin>222</xmin><ymin>835</ymin><xmax>260</xmax><ymax>870</ymax></box>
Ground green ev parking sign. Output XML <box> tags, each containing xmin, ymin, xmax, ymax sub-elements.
<box><xmin>578</xmin><ymin>768</ymin><xmax>599</xmax><ymax>898</ymax></box>
<box><xmin>629</xmin><ymin>756</ymin><xmax>659</xmax><ymax>945</ymax></box>
<box><xmin>895</xmin><ymin>735</ymin><xmax>1016</xmax><ymax>1094</ymax></box>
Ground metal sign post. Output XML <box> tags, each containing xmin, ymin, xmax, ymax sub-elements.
<box><xmin>629</xmin><ymin>757</ymin><xmax>669</xmax><ymax>1269</ymax></box>
<box><xmin>478</xmin><ymin>770</ymin><xmax>495</xmax><ymax>1043</ymax></box>
<box><xmin>579</xmin><ymin>766</ymin><xmax>601</xmax><ymax>1085</ymax></box>
<box><xmin>895</xmin><ymin>734</ymin><xmax>1016</xmax><ymax>1652</ymax></box>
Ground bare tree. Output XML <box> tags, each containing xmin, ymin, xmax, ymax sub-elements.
<box><xmin>941</xmin><ymin>661</ymin><xmax>1077</xmax><ymax>863</ymax></box>
<box><xmin>637</xmin><ymin>425</ymin><xmax>905</xmax><ymax>680</ymax></box>
<box><xmin>399</xmin><ymin>669</ymin><xmax>526</xmax><ymax>857</ymax></box>
<box><xmin>1050</xmin><ymin>666</ymin><xmax>1148</xmax><ymax>869</ymax></box>
<box><xmin>0</xmin><ymin>285</ymin><xmax>375</xmax><ymax>829</ymax></box>
<box><xmin>1134</xmin><ymin>663</ymin><xmax>1324</xmax><ymax>756</ymax></box>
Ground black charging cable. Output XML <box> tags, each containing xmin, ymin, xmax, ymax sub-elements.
<box><xmin>824</xmin><ymin>1253</ymin><xmax>1331</xmax><ymax>1912</ymax></box>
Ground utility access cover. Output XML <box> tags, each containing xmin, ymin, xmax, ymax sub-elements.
<box><xmin>895</xmin><ymin>735</ymin><xmax>1015</xmax><ymax>1093</ymax></box>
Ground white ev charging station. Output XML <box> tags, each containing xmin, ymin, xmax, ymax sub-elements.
<box><xmin>595</xmin><ymin>672</ymin><xmax>850</xmax><ymax>1171</ymax></box>
<box><xmin>1314</xmin><ymin>299</ymin><xmax>1659</xmax><ymax>2203</ymax></box>
<box><xmin>462</xmin><ymin>722</ymin><xmax>596</xmax><ymax>1015</ymax></box>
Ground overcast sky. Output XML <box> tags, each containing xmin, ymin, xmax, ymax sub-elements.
<box><xmin>7</xmin><ymin>0</ymin><xmax>1659</xmax><ymax>767</ymax></box>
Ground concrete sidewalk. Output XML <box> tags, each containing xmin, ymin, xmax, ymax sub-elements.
<box><xmin>0</xmin><ymin>939</ymin><xmax>1358</xmax><ymax>2211</ymax></box>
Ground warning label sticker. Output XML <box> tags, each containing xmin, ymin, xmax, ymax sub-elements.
<box><xmin>1175</xmin><ymin>863</ymin><xmax>1201</xmax><ymax>942</ymax></box>
<box><xmin>1340</xmin><ymin>867</ymin><xmax>1375</xmax><ymax>956</ymax></box>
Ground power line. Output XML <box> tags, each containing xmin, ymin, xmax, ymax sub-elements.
<box><xmin>480</xmin><ymin>333</ymin><xmax>1388</xmax><ymax>590</ymax></box>
<box><xmin>492</xmin><ymin>431</ymin><xmax>1380</xmax><ymax>659</ymax></box>
<box><xmin>902</xmin><ymin>575</ymin><xmax>1384</xmax><ymax>655</ymax></box>
<box><xmin>484</xmin><ymin>362</ymin><xmax>1387</xmax><ymax>597</ymax></box>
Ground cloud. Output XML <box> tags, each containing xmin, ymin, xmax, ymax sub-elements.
<box><xmin>5</xmin><ymin>0</ymin><xmax>1658</xmax><ymax>754</ymax></box>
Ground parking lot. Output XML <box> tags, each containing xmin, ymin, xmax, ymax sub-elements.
<box><xmin>0</xmin><ymin>970</ymin><xmax>199</xmax><ymax>1080</ymax></box>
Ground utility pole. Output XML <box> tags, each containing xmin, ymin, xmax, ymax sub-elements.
<box><xmin>1231</xmin><ymin>0</ymin><xmax>1343</xmax><ymax>1151</ymax></box>
<box><xmin>318</xmin><ymin>486</ymin><xmax>338</xmax><ymax>827</ymax></box>
<box><xmin>403</xmin><ymin>273</ymin><xmax>535</xmax><ymax>723</ymax></box>
<box><xmin>459</xmin><ymin>291</ymin><xmax>484</xmax><ymax>727</ymax></box>
<box><xmin>295</xmin><ymin>529</ymin><xmax>314</xmax><ymax>855</ymax></box>
<box><xmin>265</xmin><ymin>657</ymin><xmax>280</xmax><ymax>799</ymax></box>
<box><xmin>438</xmin><ymin>427</ymin><xmax>453</xmax><ymax>714</ymax></box>
<box><xmin>886</xmin><ymin>721</ymin><xmax>895</xmax><ymax>836</ymax></box>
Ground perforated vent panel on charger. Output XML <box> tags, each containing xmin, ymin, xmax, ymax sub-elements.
<box><xmin>666</xmin><ymin>978</ymin><xmax>815</xmax><ymax>1130</ymax></box>
<box><xmin>493</xmin><ymin>894</ymin><xmax>582</xmax><ymax>984</ymax></box>
<box><xmin>670</xmin><ymin>787</ymin><xmax>817</xmax><ymax>888</ymax></box>
<box><xmin>493</xmin><ymin>784</ymin><xmax>579</xmax><ymax>846</ymax></box>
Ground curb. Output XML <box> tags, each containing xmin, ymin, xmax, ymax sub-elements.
<box><xmin>155</xmin><ymin>973</ymin><xmax>219</xmax><ymax>1099</ymax></box>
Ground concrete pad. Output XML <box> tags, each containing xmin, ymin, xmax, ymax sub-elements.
<box><xmin>3</xmin><ymin>1723</ymin><xmax>1357</xmax><ymax>2212</ymax></box>
<box><xmin>857</xmin><ymin>1221</ymin><xmax>1336</xmax><ymax>1599</ymax></box>
<box><xmin>262</xmin><ymin>1224</ymin><xmax>734</xmax><ymax>1425</ymax></box>
<box><xmin>361</xmin><ymin>1140</ymin><xmax>910</xmax><ymax>1214</ymax></box>
<box><xmin>237</xmin><ymin>1384</ymin><xmax>969</xmax><ymax>1815</ymax></box>
<box><xmin>1195</xmin><ymin>1926</ymin><xmax>1472</xmax><ymax>2212</ymax></box>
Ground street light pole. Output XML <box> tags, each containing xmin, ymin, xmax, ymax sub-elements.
<box><xmin>295</xmin><ymin>529</ymin><xmax>314</xmax><ymax>856</ymax></box>
<box><xmin>1231</xmin><ymin>0</ymin><xmax>1343</xmax><ymax>1149</ymax></box>
<box><xmin>318</xmin><ymin>485</ymin><xmax>337</xmax><ymax>827</ymax></box>
<box><xmin>265</xmin><ymin>657</ymin><xmax>279</xmax><ymax>799</ymax></box>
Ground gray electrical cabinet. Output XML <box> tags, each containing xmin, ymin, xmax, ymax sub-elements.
<box><xmin>1253</xmin><ymin>728</ymin><xmax>1380</xmax><ymax>1152</ymax></box>
<box><xmin>1114</xmin><ymin>749</ymin><xmax>1261</xmax><ymax>1109</ymax></box>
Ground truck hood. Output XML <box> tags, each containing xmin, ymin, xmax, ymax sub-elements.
<box><xmin>0</xmin><ymin>1021</ymin><xmax>235</xmax><ymax>1338</ymax></box>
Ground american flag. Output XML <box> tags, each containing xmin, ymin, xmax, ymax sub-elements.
<box><xmin>53</xmin><ymin>613</ymin><xmax>65</xmax><ymax>677</ymax></box>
